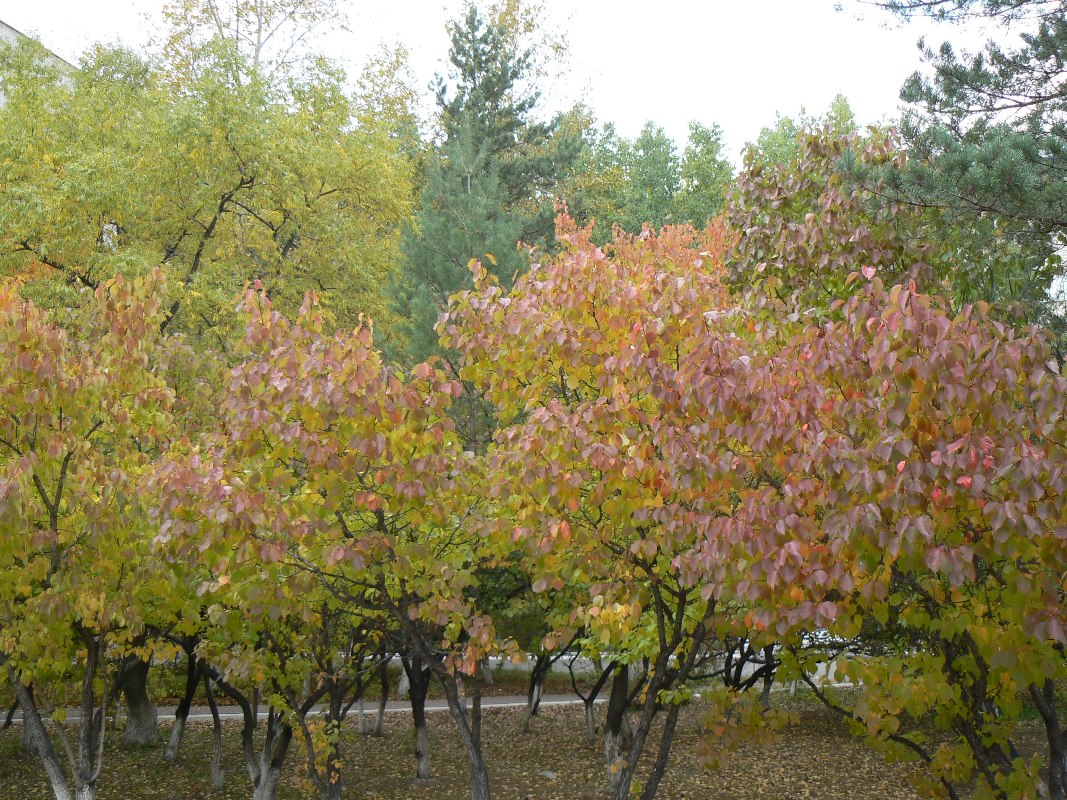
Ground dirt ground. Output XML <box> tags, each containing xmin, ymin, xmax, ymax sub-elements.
<box><xmin>0</xmin><ymin>699</ymin><xmax>1043</xmax><ymax>799</ymax></box>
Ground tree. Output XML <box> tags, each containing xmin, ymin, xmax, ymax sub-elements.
<box><xmin>688</xmin><ymin>278</ymin><xmax>1067</xmax><ymax>800</ymax></box>
<box><xmin>443</xmin><ymin>213</ymin><xmax>789</xmax><ymax>800</ymax></box>
<box><xmin>747</xmin><ymin>93</ymin><xmax>857</xmax><ymax>165</ymax></box>
<box><xmin>154</xmin><ymin>286</ymin><xmax>507</xmax><ymax>799</ymax></box>
<box><xmin>690</xmin><ymin>126</ymin><xmax>1067</xmax><ymax>798</ymax></box>
<box><xmin>393</xmin><ymin>124</ymin><xmax>528</xmax><ymax>365</ymax></box>
<box><xmin>0</xmin><ymin>10</ymin><xmax>416</xmax><ymax>343</ymax></box>
<box><xmin>676</xmin><ymin>122</ymin><xmax>734</xmax><ymax>228</ymax></box>
<box><xmin>560</xmin><ymin>119</ymin><xmax>732</xmax><ymax>241</ymax></box>
<box><xmin>393</xmin><ymin>2</ymin><xmax>577</xmax><ymax>365</ymax></box>
<box><xmin>158</xmin><ymin>0</ymin><xmax>347</xmax><ymax>84</ymax></box>
<box><xmin>861</xmin><ymin>0</ymin><xmax>1067</xmax><ymax>335</ymax></box>
<box><xmin>619</xmin><ymin>122</ymin><xmax>681</xmax><ymax>232</ymax></box>
<box><xmin>0</xmin><ymin>271</ymin><xmax>173</xmax><ymax>800</ymax></box>
<box><xmin>727</xmin><ymin>128</ymin><xmax>933</xmax><ymax>307</ymax></box>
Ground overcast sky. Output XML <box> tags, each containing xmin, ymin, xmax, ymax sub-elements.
<box><xmin>1</xmin><ymin>0</ymin><xmax>997</xmax><ymax>160</ymax></box>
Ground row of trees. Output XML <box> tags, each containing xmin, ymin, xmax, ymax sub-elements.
<box><xmin>0</xmin><ymin>1</ymin><xmax>1065</xmax><ymax>799</ymax></box>
<box><xmin>2</xmin><ymin>127</ymin><xmax>1065</xmax><ymax>799</ymax></box>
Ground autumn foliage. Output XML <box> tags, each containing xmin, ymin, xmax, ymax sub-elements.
<box><xmin>1</xmin><ymin>130</ymin><xmax>1066</xmax><ymax>800</ymax></box>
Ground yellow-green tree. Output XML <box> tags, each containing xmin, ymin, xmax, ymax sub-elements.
<box><xmin>0</xmin><ymin>6</ymin><xmax>416</xmax><ymax>343</ymax></box>
<box><xmin>0</xmin><ymin>271</ymin><xmax>174</xmax><ymax>800</ymax></box>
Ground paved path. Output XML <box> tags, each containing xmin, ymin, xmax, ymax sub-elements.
<box><xmin>7</xmin><ymin>694</ymin><xmax>597</xmax><ymax>725</ymax></box>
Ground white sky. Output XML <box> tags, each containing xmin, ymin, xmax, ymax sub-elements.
<box><xmin>1</xmin><ymin>0</ymin><xmax>998</xmax><ymax>160</ymax></box>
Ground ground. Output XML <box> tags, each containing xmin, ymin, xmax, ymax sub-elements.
<box><xmin>0</xmin><ymin>694</ymin><xmax>989</xmax><ymax>800</ymax></box>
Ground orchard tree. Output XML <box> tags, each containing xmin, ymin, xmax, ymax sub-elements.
<box><xmin>155</xmin><ymin>287</ymin><xmax>505</xmax><ymax>799</ymax></box>
<box><xmin>0</xmin><ymin>271</ymin><xmax>173</xmax><ymax>800</ymax></box>
<box><xmin>691</xmin><ymin>124</ymin><xmax>1067</xmax><ymax>798</ymax></box>
<box><xmin>682</xmin><ymin>277</ymin><xmax>1067</xmax><ymax>800</ymax></box>
<box><xmin>444</xmin><ymin>214</ymin><xmax>788</xmax><ymax>800</ymax></box>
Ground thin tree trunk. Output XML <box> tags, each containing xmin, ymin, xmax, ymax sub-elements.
<box><xmin>373</xmin><ymin>658</ymin><xmax>389</xmax><ymax>737</ymax></box>
<box><xmin>440</xmin><ymin>673</ymin><xmax>490</xmax><ymax>800</ymax></box>
<box><xmin>10</xmin><ymin>677</ymin><xmax>73</xmax><ymax>800</ymax></box>
<box><xmin>165</xmin><ymin>652</ymin><xmax>199</xmax><ymax>763</ymax></box>
<box><xmin>472</xmin><ymin>670</ymin><xmax>483</xmax><ymax>753</ymax></box>
<box><xmin>604</xmin><ymin>663</ymin><xmax>630</xmax><ymax>790</ymax></box>
<box><xmin>120</xmin><ymin>657</ymin><xmax>158</xmax><ymax>746</ymax></box>
<box><xmin>1031</xmin><ymin>679</ymin><xmax>1067</xmax><ymax>800</ymax></box>
<box><xmin>204</xmin><ymin>675</ymin><xmax>225</xmax><ymax>789</ymax></box>
<box><xmin>521</xmin><ymin>652</ymin><xmax>550</xmax><ymax>733</ymax></box>
<box><xmin>569</xmin><ymin>656</ymin><xmax>613</xmax><ymax>747</ymax></box>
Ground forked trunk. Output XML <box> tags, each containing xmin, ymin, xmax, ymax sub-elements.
<box><xmin>440</xmin><ymin>673</ymin><xmax>490</xmax><ymax>800</ymax></box>
<box><xmin>521</xmin><ymin>652</ymin><xmax>549</xmax><ymax>733</ymax></box>
<box><xmin>612</xmin><ymin>685</ymin><xmax>658</xmax><ymax>800</ymax></box>
<box><xmin>164</xmin><ymin>652</ymin><xmax>199</xmax><ymax>763</ymax></box>
<box><xmin>638</xmin><ymin>703</ymin><xmax>682</xmax><ymax>800</ymax></box>
<box><xmin>251</xmin><ymin>766</ymin><xmax>281</xmax><ymax>800</ymax></box>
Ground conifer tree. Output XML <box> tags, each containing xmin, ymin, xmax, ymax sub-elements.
<box><xmin>393</xmin><ymin>2</ymin><xmax>577</xmax><ymax>366</ymax></box>
<box><xmin>869</xmin><ymin>0</ymin><xmax>1067</xmax><ymax>333</ymax></box>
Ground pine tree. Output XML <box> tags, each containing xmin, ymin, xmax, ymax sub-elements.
<box><xmin>391</xmin><ymin>3</ymin><xmax>577</xmax><ymax>367</ymax></box>
<box><xmin>869</xmin><ymin>0</ymin><xmax>1067</xmax><ymax>334</ymax></box>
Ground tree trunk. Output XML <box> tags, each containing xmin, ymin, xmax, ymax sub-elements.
<box><xmin>251</xmin><ymin>766</ymin><xmax>281</xmax><ymax>800</ymax></box>
<box><xmin>204</xmin><ymin>675</ymin><xmax>225</xmax><ymax>789</ymax></box>
<box><xmin>604</xmin><ymin>663</ymin><xmax>630</xmax><ymax>789</ymax></box>
<box><xmin>120</xmin><ymin>658</ymin><xmax>158</xmax><ymax>747</ymax></box>
<box><xmin>74</xmin><ymin>787</ymin><xmax>96</xmax><ymax>800</ymax></box>
<box><xmin>10</xmin><ymin>677</ymin><xmax>73</xmax><ymax>800</ymax></box>
<box><xmin>22</xmin><ymin>704</ymin><xmax>37</xmax><ymax>755</ymax></box>
<box><xmin>440</xmin><ymin>673</ymin><xmax>490</xmax><ymax>800</ymax></box>
<box><xmin>584</xmin><ymin>699</ymin><xmax>597</xmax><ymax>745</ymax></box>
<box><xmin>165</xmin><ymin>651</ymin><xmax>199</xmax><ymax>763</ymax></box>
<box><xmin>251</xmin><ymin>711</ymin><xmax>293</xmax><ymax>800</ymax></box>
<box><xmin>758</xmin><ymin>644</ymin><xmax>776</xmax><ymax>708</ymax></box>
<box><xmin>639</xmin><ymin>702</ymin><xmax>682</xmax><ymax>800</ymax></box>
<box><xmin>403</xmin><ymin>656</ymin><xmax>433</xmax><ymax>780</ymax></box>
<box><xmin>521</xmin><ymin>652</ymin><xmax>550</xmax><ymax>733</ymax></box>
<box><xmin>612</xmin><ymin>683</ymin><xmax>659</xmax><ymax>800</ymax></box>
<box><xmin>1031</xmin><ymin>680</ymin><xmax>1067</xmax><ymax>800</ymax></box>
<box><xmin>472</xmin><ymin>670</ymin><xmax>483</xmax><ymax>753</ymax></box>
<box><xmin>373</xmin><ymin>658</ymin><xmax>389</xmax><ymax>737</ymax></box>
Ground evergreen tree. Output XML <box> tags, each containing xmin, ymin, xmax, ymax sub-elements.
<box><xmin>869</xmin><ymin>0</ymin><xmax>1067</xmax><ymax>334</ymax></box>
<box><xmin>392</xmin><ymin>2</ymin><xmax>576</xmax><ymax>366</ymax></box>
<box><xmin>394</xmin><ymin>117</ymin><xmax>527</xmax><ymax>365</ymax></box>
